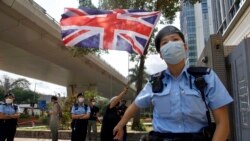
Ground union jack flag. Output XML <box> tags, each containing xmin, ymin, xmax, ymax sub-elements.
<box><xmin>60</xmin><ymin>7</ymin><xmax>160</xmax><ymax>55</ymax></box>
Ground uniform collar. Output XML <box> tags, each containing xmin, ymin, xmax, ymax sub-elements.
<box><xmin>3</xmin><ymin>103</ymin><xmax>13</xmax><ymax>106</ymax></box>
<box><xmin>165</xmin><ymin>65</ymin><xmax>189</xmax><ymax>80</ymax></box>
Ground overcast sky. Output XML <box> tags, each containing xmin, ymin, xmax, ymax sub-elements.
<box><xmin>0</xmin><ymin>0</ymin><xmax>180</xmax><ymax>96</ymax></box>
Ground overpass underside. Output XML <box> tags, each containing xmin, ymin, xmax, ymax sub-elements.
<box><xmin>0</xmin><ymin>0</ymin><xmax>135</xmax><ymax>99</ymax></box>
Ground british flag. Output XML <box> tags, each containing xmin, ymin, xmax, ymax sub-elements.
<box><xmin>60</xmin><ymin>7</ymin><xmax>160</xmax><ymax>55</ymax></box>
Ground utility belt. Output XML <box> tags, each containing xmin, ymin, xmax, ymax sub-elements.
<box><xmin>145</xmin><ymin>131</ymin><xmax>208</xmax><ymax>141</ymax></box>
<box><xmin>0</xmin><ymin>119</ymin><xmax>18</xmax><ymax>126</ymax></box>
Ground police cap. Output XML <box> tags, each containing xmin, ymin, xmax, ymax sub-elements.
<box><xmin>4</xmin><ymin>92</ymin><xmax>15</xmax><ymax>98</ymax></box>
<box><xmin>77</xmin><ymin>92</ymin><xmax>85</xmax><ymax>98</ymax></box>
<box><xmin>155</xmin><ymin>25</ymin><xmax>185</xmax><ymax>52</ymax></box>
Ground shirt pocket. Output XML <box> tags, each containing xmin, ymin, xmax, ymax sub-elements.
<box><xmin>152</xmin><ymin>90</ymin><xmax>171</xmax><ymax>118</ymax></box>
<box><xmin>184</xmin><ymin>90</ymin><xmax>207</xmax><ymax>115</ymax></box>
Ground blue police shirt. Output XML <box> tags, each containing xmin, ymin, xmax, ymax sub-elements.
<box><xmin>71</xmin><ymin>104</ymin><xmax>91</xmax><ymax>115</ymax></box>
<box><xmin>135</xmin><ymin>66</ymin><xmax>233</xmax><ymax>133</ymax></box>
<box><xmin>0</xmin><ymin>104</ymin><xmax>19</xmax><ymax>115</ymax></box>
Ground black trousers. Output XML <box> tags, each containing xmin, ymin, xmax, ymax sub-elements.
<box><xmin>71</xmin><ymin>119</ymin><xmax>88</xmax><ymax>141</ymax></box>
<box><xmin>0</xmin><ymin>124</ymin><xmax>17</xmax><ymax>141</ymax></box>
<box><xmin>144</xmin><ymin>131</ymin><xmax>208</xmax><ymax>141</ymax></box>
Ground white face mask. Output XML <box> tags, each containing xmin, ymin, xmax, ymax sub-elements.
<box><xmin>160</xmin><ymin>41</ymin><xmax>186</xmax><ymax>64</ymax></box>
<box><xmin>5</xmin><ymin>98</ymin><xmax>13</xmax><ymax>104</ymax></box>
<box><xmin>78</xmin><ymin>97</ymin><xmax>84</xmax><ymax>103</ymax></box>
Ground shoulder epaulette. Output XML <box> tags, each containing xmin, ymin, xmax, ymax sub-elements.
<box><xmin>74</xmin><ymin>103</ymin><xmax>79</xmax><ymax>110</ymax></box>
<box><xmin>187</xmin><ymin>66</ymin><xmax>211</xmax><ymax>77</ymax></box>
<box><xmin>149</xmin><ymin>70</ymin><xmax>165</xmax><ymax>82</ymax></box>
<box><xmin>150</xmin><ymin>70</ymin><xmax>165</xmax><ymax>93</ymax></box>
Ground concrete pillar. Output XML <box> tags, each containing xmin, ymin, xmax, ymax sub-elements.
<box><xmin>67</xmin><ymin>84</ymin><xmax>77</xmax><ymax>97</ymax></box>
<box><xmin>197</xmin><ymin>34</ymin><xmax>227</xmax><ymax>87</ymax></box>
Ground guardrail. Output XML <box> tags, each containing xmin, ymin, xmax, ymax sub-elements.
<box><xmin>28</xmin><ymin>0</ymin><xmax>59</xmax><ymax>25</ymax></box>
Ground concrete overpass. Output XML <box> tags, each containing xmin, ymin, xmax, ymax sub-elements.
<box><xmin>0</xmin><ymin>0</ymin><xmax>136</xmax><ymax>99</ymax></box>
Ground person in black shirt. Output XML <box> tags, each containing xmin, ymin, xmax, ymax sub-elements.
<box><xmin>100</xmin><ymin>86</ymin><xmax>128</xmax><ymax>141</ymax></box>
<box><xmin>87</xmin><ymin>98</ymin><xmax>100</xmax><ymax>141</ymax></box>
<box><xmin>118</xmin><ymin>100</ymin><xmax>128</xmax><ymax>141</ymax></box>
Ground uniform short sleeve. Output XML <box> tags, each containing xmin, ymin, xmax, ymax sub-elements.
<box><xmin>134</xmin><ymin>82</ymin><xmax>152</xmax><ymax>108</ymax></box>
<box><xmin>71</xmin><ymin>106</ymin><xmax>75</xmax><ymax>114</ymax></box>
<box><xmin>205</xmin><ymin>70</ymin><xmax>233</xmax><ymax>110</ymax></box>
<box><xmin>0</xmin><ymin>105</ymin><xmax>4</xmax><ymax>113</ymax></box>
<box><xmin>16</xmin><ymin>106</ymin><xmax>21</xmax><ymax>113</ymax></box>
<box><xmin>87</xmin><ymin>106</ymin><xmax>91</xmax><ymax>114</ymax></box>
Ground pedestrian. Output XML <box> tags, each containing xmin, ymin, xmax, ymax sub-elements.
<box><xmin>100</xmin><ymin>86</ymin><xmax>128</xmax><ymax>141</ymax></box>
<box><xmin>49</xmin><ymin>96</ymin><xmax>61</xmax><ymax>141</ymax></box>
<box><xmin>71</xmin><ymin>92</ymin><xmax>90</xmax><ymax>141</ymax></box>
<box><xmin>113</xmin><ymin>25</ymin><xmax>233</xmax><ymax>141</ymax></box>
<box><xmin>117</xmin><ymin>100</ymin><xmax>128</xmax><ymax>141</ymax></box>
<box><xmin>0</xmin><ymin>92</ymin><xmax>20</xmax><ymax>141</ymax></box>
<box><xmin>87</xmin><ymin>98</ymin><xmax>100</xmax><ymax>141</ymax></box>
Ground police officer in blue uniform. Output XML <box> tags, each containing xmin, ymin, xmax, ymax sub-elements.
<box><xmin>0</xmin><ymin>92</ymin><xmax>20</xmax><ymax>141</ymax></box>
<box><xmin>71</xmin><ymin>92</ymin><xmax>90</xmax><ymax>141</ymax></box>
<box><xmin>113</xmin><ymin>25</ymin><xmax>233</xmax><ymax>141</ymax></box>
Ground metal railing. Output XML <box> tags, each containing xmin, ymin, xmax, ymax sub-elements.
<box><xmin>28</xmin><ymin>0</ymin><xmax>59</xmax><ymax>25</ymax></box>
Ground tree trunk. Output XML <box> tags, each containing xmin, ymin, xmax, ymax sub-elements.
<box><xmin>131</xmin><ymin>41</ymin><xmax>149</xmax><ymax>130</ymax></box>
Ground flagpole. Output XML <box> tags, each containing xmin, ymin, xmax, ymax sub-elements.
<box><xmin>126</xmin><ymin>53</ymin><xmax>130</xmax><ymax>85</ymax></box>
<box><xmin>127</xmin><ymin>53</ymin><xmax>129</xmax><ymax>77</ymax></box>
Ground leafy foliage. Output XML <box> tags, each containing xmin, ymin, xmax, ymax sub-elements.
<box><xmin>98</xmin><ymin>0</ymin><xmax>201</xmax><ymax>23</ymax></box>
<box><xmin>12</xmin><ymin>88</ymin><xmax>39</xmax><ymax>104</ymax></box>
<box><xmin>69</xmin><ymin>47</ymin><xmax>109</xmax><ymax>57</ymax></box>
<box><xmin>127</xmin><ymin>65</ymin><xmax>149</xmax><ymax>86</ymax></box>
<box><xmin>59</xmin><ymin>96</ymin><xmax>73</xmax><ymax>129</ymax></box>
<box><xmin>0</xmin><ymin>76</ymin><xmax>30</xmax><ymax>94</ymax></box>
<box><xmin>59</xmin><ymin>90</ymin><xmax>105</xmax><ymax>129</ymax></box>
<box><xmin>0</xmin><ymin>76</ymin><xmax>39</xmax><ymax>104</ymax></box>
<box><xmin>79</xmin><ymin>0</ymin><xmax>96</xmax><ymax>8</ymax></box>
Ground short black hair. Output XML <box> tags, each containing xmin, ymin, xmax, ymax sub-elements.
<box><xmin>77</xmin><ymin>92</ymin><xmax>84</xmax><ymax>98</ymax></box>
<box><xmin>90</xmin><ymin>98</ymin><xmax>95</xmax><ymax>102</ymax></box>
<box><xmin>51</xmin><ymin>96</ymin><xmax>58</xmax><ymax>101</ymax></box>
<box><xmin>155</xmin><ymin>25</ymin><xmax>185</xmax><ymax>52</ymax></box>
<box><xmin>4</xmin><ymin>92</ymin><xmax>15</xmax><ymax>98</ymax></box>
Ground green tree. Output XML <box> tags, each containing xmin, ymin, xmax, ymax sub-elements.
<box><xmin>12</xmin><ymin>87</ymin><xmax>39</xmax><ymax>104</ymax></box>
<box><xmin>79</xmin><ymin>0</ymin><xmax>96</xmax><ymax>8</ymax></box>
<box><xmin>98</xmin><ymin>0</ymin><xmax>200</xmax><ymax>130</ymax></box>
<box><xmin>60</xmin><ymin>90</ymin><xmax>102</xmax><ymax>129</ymax></box>
<box><xmin>0</xmin><ymin>76</ymin><xmax>30</xmax><ymax>94</ymax></box>
<box><xmin>127</xmin><ymin>65</ymin><xmax>149</xmax><ymax>86</ymax></box>
<box><xmin>0</xmin><ymin>76</ymin><xmax>39</xmax><ymax>104</ymax></box>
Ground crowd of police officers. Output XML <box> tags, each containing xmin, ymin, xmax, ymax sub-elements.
<box><xmin>0</xmin><ymin>91</ymin><xmax>128</xmax><ymax>141</ymax></box>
